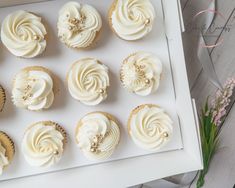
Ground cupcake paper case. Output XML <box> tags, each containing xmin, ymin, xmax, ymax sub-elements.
<box><xmin>76</xmin><ymin>112</ymin><xmax>120</xmax><ymax>160</ymax></box>
<box><xmin>0</xmin><ymin>85</ymin><xmax>6</xmax><ymax>112</ymax></box>
<box><xmin>0</xmin><ymin>131</ymin><xmax>15</xmax><ymax>175</ymax></box>
<box><xmin>22</xmin><ymin>121</ymin><xmax>67</xmax><ymax>167</ymax></box>
<box><xmin>1</xmin><ymin>10</ymin><xmax>47</xmax><ymax>58</ymax></box>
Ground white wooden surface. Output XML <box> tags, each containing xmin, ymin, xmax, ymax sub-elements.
<box><xmin>143</xmin><ymin>0</ymin><xmax>235</xmax><ymax>187</ymax></box>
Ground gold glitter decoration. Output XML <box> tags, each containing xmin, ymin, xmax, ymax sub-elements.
<box><xmin>90</xmin><ymin>134</ymin><xmax>103</xmax><ymax>153</ymax></box>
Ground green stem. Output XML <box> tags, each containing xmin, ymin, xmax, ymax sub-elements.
<box><xmin>197</xmin><ymin>171</ymin><xmax>205</xmax><ymax>188</ymax></box>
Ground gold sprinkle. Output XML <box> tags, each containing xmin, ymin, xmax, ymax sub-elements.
<box><xmin>68</xmin><ymin>26</ymin><xmax>73</xmax><ymax>30</ymax></box>
<box><xmin>72</xmin><ymin>18</ymin><xmax>76</xmax><ymax>22</ymax></box>
<box><xmin>163</xmin><ymin>132</ymin><xmax>169</xmax><ymax>138</ymax></box>
<box><xmin>145</xmin><ymin>18</ymin><xmax>151</xmax><ymax>25</ymax></box>
<box><xmin>99</xmin><ymin>89</ymin><xmax>105</xmax><ymax>94</ymax></box>
<box><xmin>53</xmin><ymin>151</ymin><xmax>59</xmax><ymax>155</ymax></box>
<box><xmin>91</xmin><ymin>142</ymin><xmax>96</xmax><ymax>147</ymax></box>
<box><xmin>90</xmin><ymin>148</ymin><xmax>96</xmax><ymax>152</ymax></box>
<box><xmin>33</xmin><ymin>35</ymin><xmax>40</xmax><ymax>40</ymax></box>
<box><xmin>145</xmin><ymin>79</ymin><xmax>150</xmax><ymax>84</ymax></box>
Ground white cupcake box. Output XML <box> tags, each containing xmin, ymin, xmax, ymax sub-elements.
<box><xmin>0</xmin><ymin>0</ymin><xmax>202</xmax><ymax>187</ymax></box>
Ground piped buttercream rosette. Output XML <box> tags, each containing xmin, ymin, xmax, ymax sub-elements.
<box><xmin>120</xmin><ymin>52</ymin><xmax>162</xmax><ymax>96</ymax></box>
<box><xmin>76</xmin><ymin>112</ymin><xmax>120</xmax><ymax>160</ymax></box>
<box><xmin>109</xmin><ymin>0</ymin><xmax>156</xmax><ymax>40</ymax></box>
<box><xmin>12</xmin><ymin>66</ymin><xmax>55</xmax><ymax>111</ymax></box>
<box><xmin>67</xmin><ymin>58</ymin><xmax>110</xmax><ymax>105</ymax></box>
<box><xmin>22</xmin><ymin>121</ymin><xmax>67</xmax><ymax>167</ymax></box>
<box><xmin>1</xmin><ymin>10</ymin><xmax>47</xmax><ymax>58</ymax></box>
<box><xmin>128</xmin><ymin>104</ymin><xmax>173</xmax><ymax>151</ymax></box>
<box><xmin>57</xmin><ymin>1</ymin><xmax>102</xmax><ymax>49</ymax></box>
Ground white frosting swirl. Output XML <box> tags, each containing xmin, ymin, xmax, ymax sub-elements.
<box><xmin>12</xmin><ymin>68</ymin><xmax>54</xmax><ymax>111</ymax></box>
<box><xmin>1</xmin><ymin>10</ymin><xmax>47</xmax><ymax>58</ymax></box>
<box><xmin>0</xmin><ymin>142</ymin><xmax>9</xmax><ymax>175</ymax></box>
<box><xmin>120</xmin><ymin>52</ymin><xmax>162</xmax><ymax>96</ymax></box>
<box><xmin>129</xmin><ymin>105</ymin><xmax>173</xmax><ymax>151</ymax></box>
<box><xmin>22</xmin><ymin>122</ymin><xmax>64</xmax><ymax>167</ymax></box>
<box><xmin>67</xmin><ymin>58</ymin><xmax>109</xmax><ymax>105</ymax></box>
<box><xmin>57</xmin><ymin>1</ymin><xmax>102</xmax><ymax>48</ymax></box>
<box><xmin>76</xmin><ymin>113</ymin><xmax>120</xmax><ymax>160</ymax></box>
<box><xmin>110</xmin><ymin>0</ymin><xmax>155</xmax><ymax>40</ymax></box>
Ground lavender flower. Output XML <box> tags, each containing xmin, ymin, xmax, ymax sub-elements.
<box><xmin>211</xmin><ymin>78</ymin><xmax>235</xmax><ymax>126</ymax></box>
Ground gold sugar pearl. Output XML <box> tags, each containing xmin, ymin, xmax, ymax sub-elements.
<box><xmin>68</xmin><ymin>26</ymin><xmax>73</xmax><ymax>30</ymax></box>
<box><xmin>93</xmin><ymin>136</ymin><xmax>98</xmax><ymax>142</ymax></box>
<box><xmin>72</xmin><ymin>18</ymin><xmax>76</xmax><ymax>22</ymax></box>
<box><xmin>90</xmin><ymin>148</ymin><xmax>96</xmax><ymax>152</ymax></box>
<box><xmin>99</xmin><ymin>89</ymin><xmax>105</xmax><ymax>94</ymax></box>
<box><xmin>163</xmin><ymin>132</ymin><xmax>169</xmax><ymax>138</ymax></box>
<box><xmin>91</xmin><ymin>142</ymin><xmax>96</xmax><ymax>147</ymax></box>
<box><xmin>53</xmin><ymin>151</ymin><xmax>59</xmax><ymax>155</ymax></box>
<box><xmin>145</xmin><ymin>79</ymin><xmax>150</xmax><ymax>84</ymax></box>
<box><xmin>33</xmin><ymin>35</ymin><xmax>40</xmax><ymax>40</ymax></box>
<box><xmin>145</xmin><ymin>18</ymin><xmax>151</xmax><ymax>25</ymax></box>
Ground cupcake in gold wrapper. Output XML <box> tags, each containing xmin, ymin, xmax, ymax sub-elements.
<box><xmin>0</xmin><ymin>131</ymin><xmax>15</xmax><ymax>175</ymax></box>
<box><xmin>76</xmin><ymin>111</ymin><xmax>120</xmax><ymax>160</ymax></box>
<box><xmin>22</xmin><ymin>121</ymin><xmax>67</xmax><ymax>167</ymax></box>
<box><xmin>12</xmin><ymin>66</ymin><xmax>55</xmax><ymax>111</ymax></box>
<box><xmin>128</xmin><ymin>104</ymin><xmax>173</xmax><ymax>151</ymax></box>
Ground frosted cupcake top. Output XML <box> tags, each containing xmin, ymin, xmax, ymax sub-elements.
<box><xmin>1</xmin><ymin>10</ymin><xmax>47</xmax><ymax>58</ymax></box>
<box><xmin>76</xmin><ymin>112</ymin><xmax>120</xmax><ymax>160</ymax></box>
<box><xmin>120</xmin><ymin>52</ymin><xmax>162</xmax><ymax>96</ymax></box>
<box><xmin>12</xmin><ymin>67</ymin><xmax>54</xmax><ymax>111</ymax></box>
<box><xmin>57</xmin><ymin>1</ymin><xmax>102</xmax><ymax>48</ymax></box>
<box><xmin>67</xmin><ymin>58</ymin><xmax>109</xmax><ymax>105</ymax></box>
<box><xmin>128</xmin><ymin>104</ymin><xmax>173</xmax><ymax>151</ymax></box>
<box><xmin>22</xmin><ymin>121</ymin><xmax>65</xmax><ymax>167</ymax></box>
<box><xmin>110</xmin><ymin>0</ymin><xmax>155</xmax><ymax>40</ymax></box>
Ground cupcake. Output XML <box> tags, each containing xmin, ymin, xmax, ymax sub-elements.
<box><xmin>67</xmin><ymin>58</ymin><xmax>109</xmax><ymax>105</ymax></box>
<box><xmin>0</xmin><ymin>131</ymin><xmax>15</xmax><ymax>175</ymax></box>
<box><xmin>0</xmin><ymin>85</ymin><xmax>6</xmax><ymax>112</ymax></box>
<box><xmin>120</xmin><ymin>52</ymin><xmax>162</xmax><ymax>96</ymax></box>
<box><xmin>128</xmin><ymin>104</ymin><xmax>173</xmax><ymax>151</ymax></box>
<box><xmin>75</xmin><ymin>112</ymin><xmax>120</xmax><ymax>160</ymax></box>
<box><xmin>57</xmin><ymin>1</ymin><xmax>102</xmax><ymax>49</ymax></box>
<box><xmin>109</xmin><ymin>0</ymin><xmax>155</xmax><ymax>41</ymax></box>
<box><xmin>1</xmin><ymin>10</ymin><xmax>47</xmax><ymax>58</ymax></box>
<box><xmin>22</xmin><ymin>121</ymin><xmax>67</xmax><ymax>167</ymax></box>
<box><xmin>12</xmin><ymin>66</ymin><xmax>55</xmax><ymax>111</ymax></box>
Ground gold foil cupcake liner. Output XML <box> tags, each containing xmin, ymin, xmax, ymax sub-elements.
<box><xmin>0</xmin><ymin>85</ymin><xmax>6</xmax><ymax>112</ymax></box>
<box><xmin>0</xmin><ymin>131</ymin><xmax>15</xmax><ymax>163</ymax></box>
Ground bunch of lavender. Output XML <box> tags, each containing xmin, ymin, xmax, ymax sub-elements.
<box><xmin>197</xmin><ymin>78</ymin><xmax>235</xmax><ymax>188</ymax></box>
